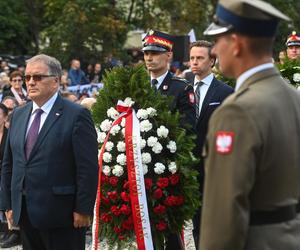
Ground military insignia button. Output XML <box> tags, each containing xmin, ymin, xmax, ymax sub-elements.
<box><xmin>149</xmin><ymin>29</ymin><xmax>154</xmax><ymax>35</ymax></box>
<box><xmin>163</xmin><ymin>85</ymin><xmax>168</xmax><ymax>90</ymax></box>
<box><xmin>215</xmin><ymin>131</ymin><xmax>234</xmax><ymax>154</ymax></box>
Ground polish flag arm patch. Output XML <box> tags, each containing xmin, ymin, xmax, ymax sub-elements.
<box><xmin>215</xmin><ymin>131</ymin><xmax>234</xmax><ymax>154</ymax></box>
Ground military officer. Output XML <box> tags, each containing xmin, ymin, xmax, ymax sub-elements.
<box><xmin>142</xmin><ymin>30</ymin><xmax>196</xmax><ymax>131</ymax></box>
<box><xmin>286</xmin><ymin>31</ymin><xmax>300</xmax><ymax>60</ymax></box>
<box><xmin>200</xmin><ymin>0</ymin><xmax>300</xmax><ymax>250</ymax></box>
<box><xmin>142</xmin><ymin>30</ymin><xmax>196</xmax><ymax>250</ymax></box>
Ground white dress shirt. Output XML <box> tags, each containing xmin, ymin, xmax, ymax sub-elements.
<box><xmin>193</xmin><ymin>73</ymin><xmax>214</xmax><ymax>115</ymax></box>
<box><xmin>151</xmin><ymin>70</ymin><xmax>169</xmax><ymax>90</ymax></box>
<box><xmin>235</xmin><ymin>63</ymin><xmax>274</xmax><ymax>91</ymax></box>
<box><xmin>26</xmin><ymin>92</ymin><xmax>58</xmax><ymax>137</ymax></box>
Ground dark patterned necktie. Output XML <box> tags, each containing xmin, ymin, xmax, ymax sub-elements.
<box><xmin>195</xmin><ymin>81</ymin><xmax>204</xmax><ymax>119</ymax></box>
<box><xmin>151</xmin><ymin>79</ymin><xmax>158</xmax><ymax>91</ymax></box>
<box><xmin>25</xmin><ymin>109</ymin><xmax>43</xmax><ymax>160</ymax></box>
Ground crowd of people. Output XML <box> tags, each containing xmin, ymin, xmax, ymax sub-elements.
<box><xmin>0</xmin><ymin>0</ymin><xmax>299</xmax><ymax>249</ymax></box>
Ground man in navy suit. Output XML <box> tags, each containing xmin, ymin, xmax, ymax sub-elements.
<box><xmin>143</xmin><ymin>30</ymin><xmax>196</xmax><ymax>250</ymax></box>
<box><xmin>0</xmin><ymin>54</ymin><xmax>98</xmax><ymax>250</ymax></box>
<box><xmin>186</xmin><ymin>40</ymin><xmax>233</xmax><ymax>250</ymax></box>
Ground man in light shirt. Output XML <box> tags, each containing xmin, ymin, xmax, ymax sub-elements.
<box><xmin>0</xmin><ymin>54</ymin><xmax>98</xmax><ymax>250</ymax></box>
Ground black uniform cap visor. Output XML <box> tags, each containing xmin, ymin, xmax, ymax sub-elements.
<box><xmin>142</xmin><ymin>45</ymin><xmax>168</xmax><ymax>52</ymax></box>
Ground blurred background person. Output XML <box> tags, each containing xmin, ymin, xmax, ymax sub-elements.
<box><xmin>68</xmin><ymin>59</ymin><xmax>89</xmax><ymax>86</ymax></box>
<box><xmin>91</xmin><ymin>63</ymin><xmax>103</xmax><ymax>83</ymax></box>
<box><xmin>1</xmin><ymin>96</ymin><xmax>18</xmax><ymax>116</ymax></box>
<box><xmin>2</xmin><ymin>71</ymin><xmax>27</xmax><ymax>106</ymax></box>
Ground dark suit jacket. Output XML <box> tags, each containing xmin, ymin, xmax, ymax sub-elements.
<box><xmin>187</xmin><ymin>74</ymin><xmax>234</xmax><ymax>191</ymax></box>
<box><xmin>158</xmin><ymin>71</ymin><xmax>196</xmax><ymax>129</ymax></box>
<box><xmin>0</xmin><ymin>95</ymin><xmax>98</xmax><ymax>229</ymax></box>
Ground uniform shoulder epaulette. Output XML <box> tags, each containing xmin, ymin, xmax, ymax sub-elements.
<box><xmin>171</xmin><ymin>76</ymin><xmax>189</xmax><ymax>84</ymax></box>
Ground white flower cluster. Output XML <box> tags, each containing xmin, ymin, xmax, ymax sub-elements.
<box><xmin>107</xmin><ymin>107</ymin><xmax>119</xmax><ymax>120</ymax></box>
<box><xmin>157</xmin><ymin>126</ymin><xmax>169</xmax><ymax>138</ymax></box>
<box><xmin>99</xmin><ymin>102</ymin><xmax>178</xmax><ymax>177</ymax></box>
<box><xmin>293</xmin><ymin>73</ymin><xmax>300</xmax><ymax>83</ymax></box>
<box><xmin>140</xmin><ymin>120</ymin><xmax>153</xmax><ymax>132</ymax></box>
<box><xmin>154</xmin><ymin>163</ymin><xmax>165</xmax><ymax>174</ymax></box>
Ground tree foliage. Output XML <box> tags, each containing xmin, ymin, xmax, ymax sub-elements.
<box><xmin>0</xmin><ymin>0</ymin><xmax>299</xmax><ymax>65</ymax></box>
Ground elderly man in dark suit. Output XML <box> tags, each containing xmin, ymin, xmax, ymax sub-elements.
<box><xmin>0</xmin><ymin>54</ymin><xmax>98</xmax><ymax>250</ymax></box>
<box><xmin>186</xmin><ymin>40</ymin><xmax>233</xmax><ymax>249</ymax></box>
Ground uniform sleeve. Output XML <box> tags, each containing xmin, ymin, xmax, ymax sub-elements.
<box><xmin>200</xmin><ymin>103</ymin><xmax>262</xmax><ymax>250</ymax></box>
<box><xmin>72</xmin><ymin>108</ymin><xmax>99</xmax><ymax>215</ymax></box>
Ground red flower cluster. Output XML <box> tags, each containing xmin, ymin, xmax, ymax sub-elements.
<box><xmin>164</xmin><ymin>195</ymin><xmax>184</xmax><ymax>206</ymax></box>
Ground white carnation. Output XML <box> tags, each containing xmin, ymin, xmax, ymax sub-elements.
<box><xmin>97</xmin><ymin>131</ymin><xmax>107</xmax><ymax>143</ymax></box>
<box><xmin>112</xmin><ymin>165</ymin><xmax>124</xmax><ymax>177</ymax></box>
<box><xmin>117</xmin><ymin>153</ymin><xmax>126</xmax><ymax>165</ymax></box>
<box><xmin>107</xmin><ymin>107</ymin><xmax>119</xmax><ymax>120</ymax></box>
<box><xmin>147</xmin><ymin>136</ymin><xmax>158</xmax><ymax>147</ymax></box>
<box><xmin>157</xmin><ymin>126</ymin><xmax>169</xmax><ymax>138</ymax></box>
<box><xmin>121</xmin><ymin>128</ymin><xmax>125</xmax><ymax>137</ymax></box>
<box><xmin>117</xmin><ymin>141</ymin><xmax>126</xmax><ymax>152</ymax></box>
<box><xmin>136</xmin><ymin>109</ymin><xmax>148</xmax><ymax>120</ymax></box>
<box><xmin>140</xmin><ymin>139</ymin><xmax>146</xmax><ymax>149</ymax></box>
<box><xmin>143</xmin><ymin>164</ymin><xmax>148</xmax><ymax>175</ymax></box>
<box><xmin>167</xmin><ymin>141</ymin><xmax>177</xmax><ymax>153</ymax></box>
<box><xmin>121</xmin><ymin>118</ymin><xmax>126</xmax><ymax>127</ymax></box>
<box><xmin>146</xmin><ymin>107</ymin><xmax>157</xmax><ymax>117</ymax></box>
<box><xmin>105</xmin><ymin>141</ymin><xmax>114</xmax><ymax>151</ymax></box>
<box><xmin>102</xmin><ymin>165</ymin><xmax>111</xmax><ymax>176</ymax></box>
<box><xmin>293</xmin><ymin>73</ymin><xmax>300</xmax><ymax>83</ymax></box>
<box><xmin>152</xmin><ymin>142</ymin><xmax>163</xmax><ymax>154</ymax></box>
<box><xmin>103</xmin><ymin>152</ymin><xmax>112</xmax><ymax>163</ymax></box>
<box><xmin>100</xmin><ymin>119</ymin><xmax>112</xmax><ymax>132</ymax></box>
<box><xmin>140</xmin><ymin>120</ymin><xmax>153</xmax><ymax>132</ymax></box>
<box><xmin>124</xmin><ymin>97</ymin><xmax>135</xmax><ymax>107</ymax></box>
<box><xmin>154</xmin><ymin>163</ymin><xmax>165</xmax><ymax>175</ymax></box>
<box><xmin>142</xmin><ymin>152</ymin><xmax>152</xmax><ymax>164</ymax></box>
<box><xmin>168</xmin><ymin>162</ymin><xmax>177</xmax><ymax>174</ymax></box>
<box><xmin>110</xmin><ymin>125</ymin><xmax>121</xmax><ymax>136</ymax></box>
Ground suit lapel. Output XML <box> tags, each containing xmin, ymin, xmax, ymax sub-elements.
<box><xmin>158</xmin><ymin>72</ymin><xmax>171</xmax><ymax>93</ymax></box>
<box><xmin>27</xmin><ymin>95</ymin><xmax>64</xmax><ymax>161</ymax></box>
<box><xmin>21</xmin><ymin>104</ymin><xmax>33</xmax><ymax>160</ymax></box>
<box><xmin>198</xmin><ymin>78</ymin><xmax>219</xmax><ymax>122</ymax></box>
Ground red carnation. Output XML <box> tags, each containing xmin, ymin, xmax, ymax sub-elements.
<box><xmin>153</xmin><ymin>204</ymin><xmax>166</xmax><ymax>214</ymax></box>
<box><xmin>144</xmin><ymin>178</ymin><xmax>153</xmax><ymax>190</ymax></box>
<box><xmin>108</xmin><ymin>191</ymin><xmax>118</xmax><ymax>200</ymax></box>
<box><xmin>153</xmin><ymin>188</ymin><xmax>163</xmax><ymax>199</ymax></box>
<box><xmin>120</xmin><ymin>204</ymin><xmax>131</xmax><ymax>215</ymax></box>
<box><xmin>113</xmin><ymin>226</ymin><xmax>123</xmax><ymax>234</ymax></box>
<box><xmin>164</xmin><ymin>195</ymin><xmax>177</xmax><ymax>206</ymax></box>
<box><xmin>123</xmin><ymin>180</ymin><xmax>129</xmax><ymax>189</ymax></box>
<box><xmin>121</xmin><ymin>192</ymin><xmax>130</xmax><ymax>202</ymax></box>
<box><xmin>111</xmin><ymin>205</ymin><xmax>121</xmax><ymax>216</ymax></box>
<box><xmin>109</xmin><ymin>176</ymin><xmax>119</xmax><ymax>186</ymax></box>
<box><xmin>157</xmin><ymin>177</ymin><xmax>169</xmax><ymax>188</ymax></box>
<box><xmin>122</xmin><ymin>217</ymin><xmax>134</xmax><ymax>230</ymax></box>
<box><xmin>156</xmin><ymin>220</ymin><xmax>167</xmax><ymax>231</ymax></box>
<box><xmin>169</xmin><ymin>174</ymin><xmax>180</xmax><ymax>185</ymax></box>
<box><xmin>100</xmin><ymin>213</ymin><xmax>112</xmax><ymax>223</ymax></box>
<box><xmin>101</xmin><ymin>195</ymin><xmax>110</xmax><ymax>205</ymax></box>
<box><xmin>101</xmin><ymin>175</ymin><xmax>109</xmax><ymax>183</ymax></box>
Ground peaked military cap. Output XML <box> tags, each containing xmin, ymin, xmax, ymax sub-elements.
<box><xmin>142</xmin><ymin>30</ymin><xmax>174</xmax><ymax>52</ymax></box>
<box><xmin>286</xmin><ymin>31</ymin><xmax>300</xmax><ymax>47</ymax></box>
<box><xmin>204</xmin><ymin>0</ymin><xmax>290</xmax><ymax>37</ymax></box>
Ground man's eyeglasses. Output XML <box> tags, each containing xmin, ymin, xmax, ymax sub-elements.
<box><xmin>24</xmin><ymin>75</ymin><xmax>56</xmax><ymax>82</ymax></box>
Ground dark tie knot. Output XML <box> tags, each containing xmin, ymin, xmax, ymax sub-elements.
<box><xmin>151</xmin><ymin>79</ymin><xmax>158</xmax><ymax>88</ymax></box>
<box><xmin>35</xmin><ymin>109</ymin><xmax>44</xmax><ymax>117</ymax></box>
<box><xmin>195</xmin><ymin>81</ymin><xmax>204</xmax><ymax>88</ymax></box>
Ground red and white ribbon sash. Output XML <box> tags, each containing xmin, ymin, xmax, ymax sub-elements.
<box><xmin>92</xmin><ymin>101</ymin><xmax>153</xmax><ymax>250</ymax></box>
<box><xmin>125</xmin><ymin>107</ymin><xmax>153</xmax><ymax>250</ymax></box>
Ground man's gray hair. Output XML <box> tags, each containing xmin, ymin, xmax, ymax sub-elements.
<box><xmin>26</xmin><ymin>54</ymin><xmax>62</xmax><ymax>78</ymax></box>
